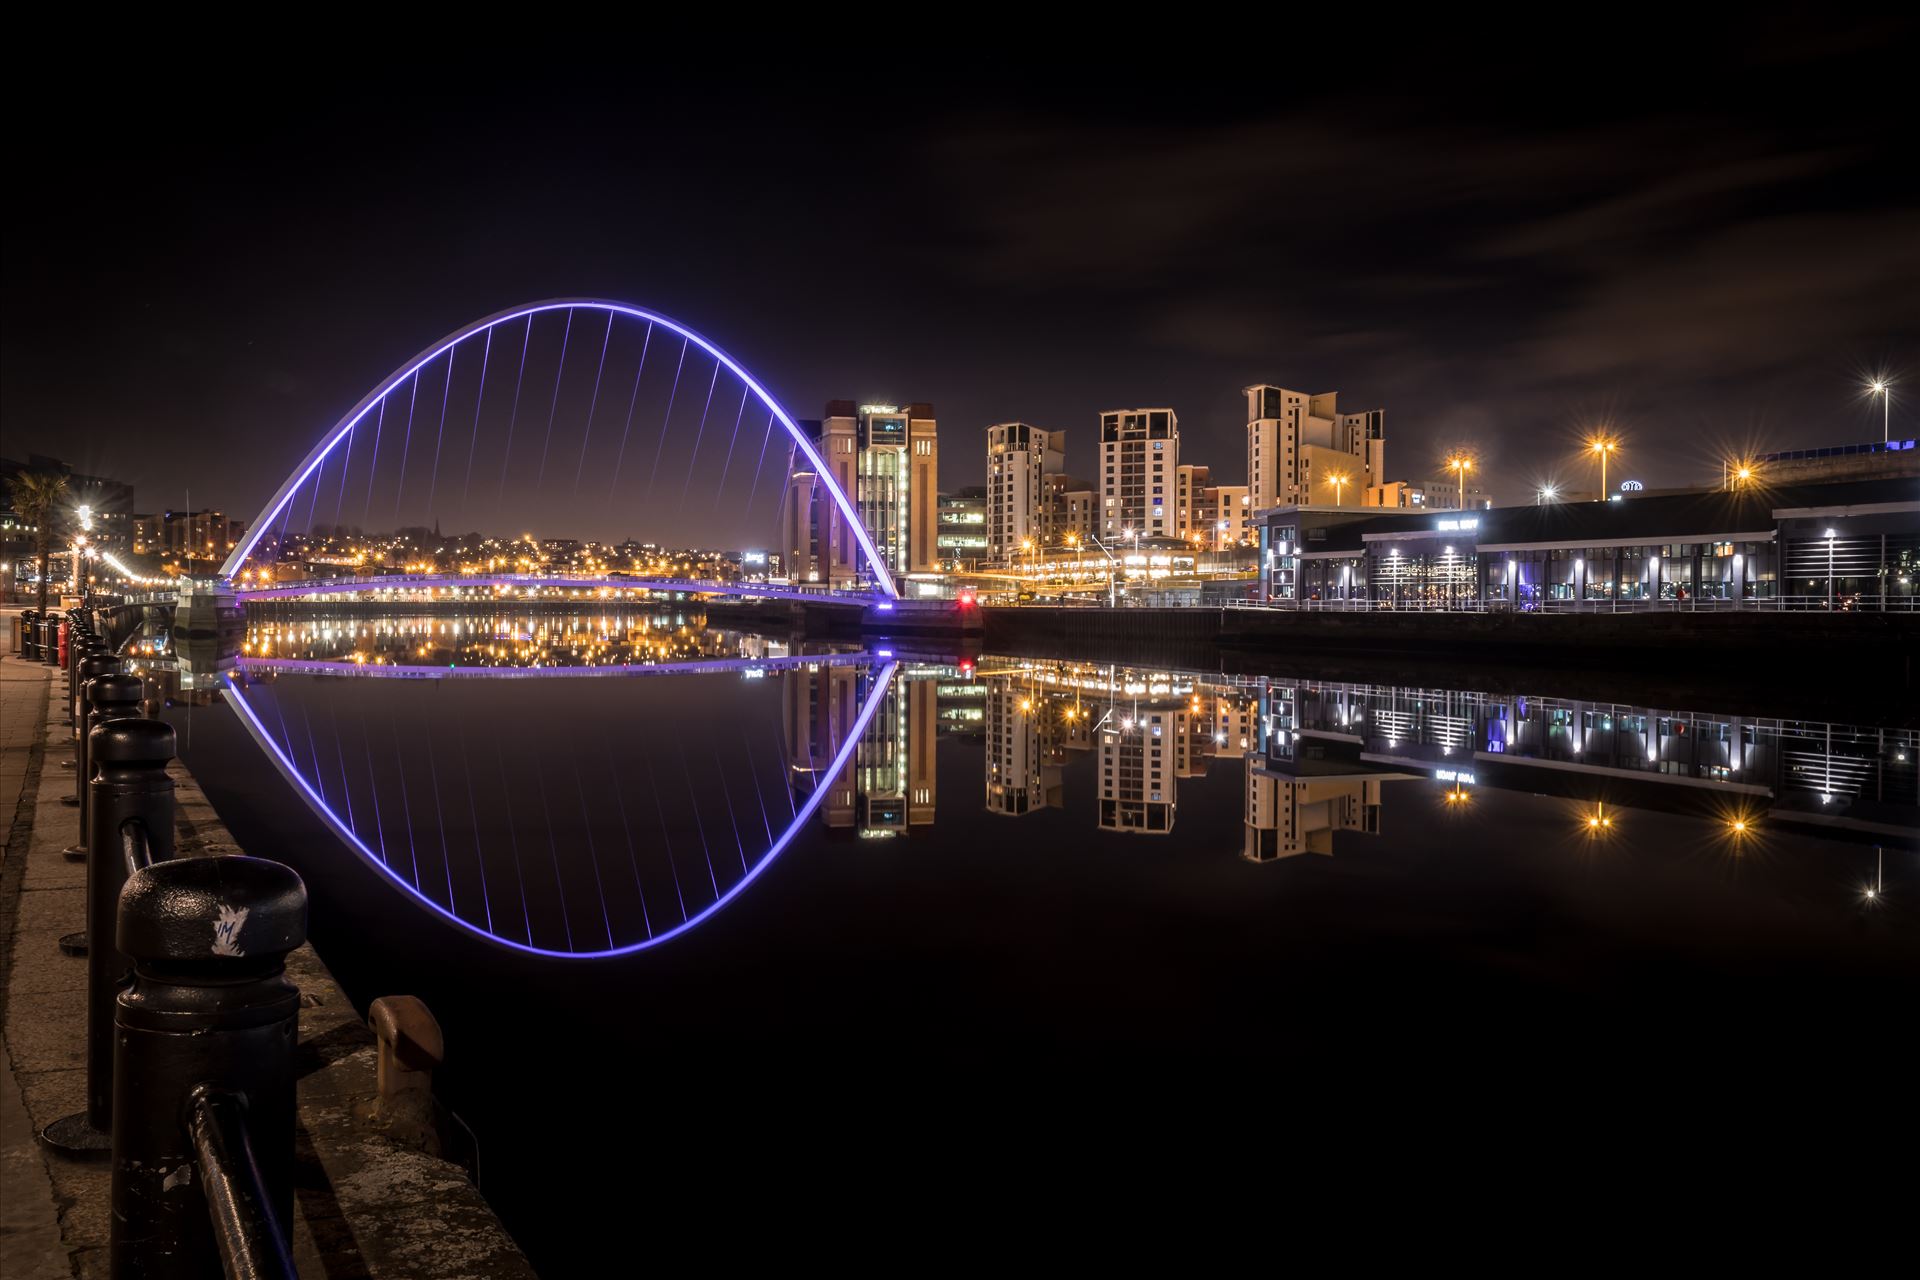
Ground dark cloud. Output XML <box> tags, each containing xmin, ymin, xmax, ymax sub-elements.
<box><xmin>3</xmin><ymin>20</ymin><xmax>1915</xmax><ymax>538</ymax></box>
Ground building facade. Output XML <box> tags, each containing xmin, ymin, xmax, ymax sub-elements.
<box><xmin>1173</xmin><ymin>464</ymin><xmax>1210</xmax><ymax>544</ymax></box>
<box><xmin>1099</xmin><ymin>408</ymin><xmax>1178</xmax><ymax>541</ymax></box>
<box><xmin>784</xmin><ymin>400</ymin><xmax>939</xmax><ymax>585</ymax></box>
<box><xmin>1259</xmin><ymin>477</ymin><xmax>1917</xmax><ymax>609</ymax></box>
<box><xmin>1203</xmin><ymin>484</ymin><xmax>1253</xmax><ymax>549</ymax></box>
<box><xmin>986</xmin><ymin>422</ymin><xmax>1064</xmax><ymax>564</ymax></box>
<box><xmin>1245</xmin><ymin>385</ymin><xmax>1384</xmax><ymax>511</ymax></box>
<box><xmin>936</xmin><ymin>486</ymin><xmax>988</xmax><ymax>570</ymax></box>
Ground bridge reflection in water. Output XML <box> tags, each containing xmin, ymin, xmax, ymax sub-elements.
<box><xmin>154</xmin><ymin>608</ymin><xmax>1913</xmax><ymax>963</ymax></box>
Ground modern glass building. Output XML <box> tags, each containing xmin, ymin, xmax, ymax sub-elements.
<box><xmin>1259</xmin><ymin>477</ymin><xmax>1918</xmax><ymax>609</ymax></box>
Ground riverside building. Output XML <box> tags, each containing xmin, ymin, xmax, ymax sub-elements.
<box><xmin>1100</xmin><ymin>408</ymin><xmax>1179</xmax><ymax>540</ymax></box>
<box><xmin>986</xmin><ymin>422</ymin><xmax>1064</xmax><ymax>564</ymax></box>
<box><xmin>784</xmin><ymin>401</ymin><xmax>939</xmax><ymax>585</ymax></box>
<box><xmin>1257</xmin><ymin>476</ymin><xmax>1917</xmax><ymax>609</ymax></box>
<box><xmin>1245</xmin><ymin>385</ymin><xmax>1384</xmax><ymax>510</ymax></box>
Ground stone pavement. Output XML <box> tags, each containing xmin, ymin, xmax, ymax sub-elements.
<box><xmin>1</xmin><ymin>654</ymin><xmax>71</xmax><ymax>1279</ymax></box>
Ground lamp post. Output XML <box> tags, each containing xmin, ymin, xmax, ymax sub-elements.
<box><xmin>1588</xmin><ymin>437</ymin><xmax>1618</xmax><ymax>500</ymax></box>
<box><xmin>1445</xmin><ymin>457</ymin><xmax>1471</xmax><ymax>510</ymax></box>
<box><xmin>1869</xmin><ymin>380</ymin><xmax>1889</xmax><ymax>444</ymax></box>
<box><xmin>1330</xmin><ymin>472</ymin><xmax>1349</xmax><ymax>508</ymax></box>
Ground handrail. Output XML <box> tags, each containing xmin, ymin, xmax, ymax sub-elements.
<box><xmin>121</xmin><ymin>820</ymin><xmax>153</xmax><ymax>878</ymax></box>
<box><xmin>188</xmin><ymin>1086</ymin><xmax>299</xmax><ymax>1280</ymax></box>
<box><xmin>1236</xmin><ymin>594</ymin><xmax>1918</xmax><ymax>614</ymax></box>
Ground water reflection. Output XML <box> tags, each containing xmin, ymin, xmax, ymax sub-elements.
<box><xmin>239</xmin><ymin>610</ymin><xmax>843</xmax><ymax>668</ymax></box>
<box><xmin>126</xmin><ymin>610</ymin><xmax>1915</xmax><ymax>957</ymax></box>
<box><xmin>221</xmin><ymin>653</ymin><xmax>897</xmax><ymax>956</ymax></box>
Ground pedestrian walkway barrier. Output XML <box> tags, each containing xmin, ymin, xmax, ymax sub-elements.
<box><xmin>113</xmin><ymin>855</ymin><xmax>306</xmax><ymax>1279</ymax></box>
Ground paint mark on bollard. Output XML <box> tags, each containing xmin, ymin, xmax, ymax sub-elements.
<box><xmin>212</xmin><ymin>905</ymin><xmax>249</xmax><ymax>957</ymax></box>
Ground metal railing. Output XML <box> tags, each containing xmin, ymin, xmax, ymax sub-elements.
<box><xmin>1232</xmin><ymin>593</ymin><xmax>1918</xmax><ymax>614</ymax></box>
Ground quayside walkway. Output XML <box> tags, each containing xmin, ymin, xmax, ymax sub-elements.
<box><xmin>0</xmin><ymin>623</ymin><xmax>534</xmax><ymax>1278</ymax></box>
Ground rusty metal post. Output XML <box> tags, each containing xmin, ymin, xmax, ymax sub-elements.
<box><xmin>367</xmin><ymin>995</ymin><xmax>446</xmax><ymax>1152</ymax></box>
<box><xmin>111</xmin><ymin>855</ymin><xmax>306</xmax><ymax>1279</ymax></box>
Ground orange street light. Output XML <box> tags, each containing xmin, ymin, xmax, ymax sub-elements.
<box><xmin>1587</xmin><ymin>436</ymin><xmax>1619</xmax><ymax>500</ymax></box>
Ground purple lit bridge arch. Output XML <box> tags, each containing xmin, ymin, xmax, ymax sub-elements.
<box><xmin>222</xmin><ymin>656</ymin><xmax>901</xmax><ymax>958</ymax></box>
<box><xmin>220</xmin><ymin>298</ymin><xmax>900</xmax><ymax>601</ymax></box>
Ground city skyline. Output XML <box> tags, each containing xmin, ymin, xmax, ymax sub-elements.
<box><xmin>6</xmin><ymin>26</ymin><xmax>1916</xmax><ymax>545</ymax></box>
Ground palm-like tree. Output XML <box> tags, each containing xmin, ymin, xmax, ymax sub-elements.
<box><xmin>7</xmin><ymin>471</ymin><xmax>70</xmax><ymax>619</ymax></box>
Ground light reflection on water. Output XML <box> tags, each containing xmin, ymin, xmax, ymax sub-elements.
<box><xmin>129</xmin><ymin>610</ymin><xmax>1918</xmax><ymax>960</ymax></box>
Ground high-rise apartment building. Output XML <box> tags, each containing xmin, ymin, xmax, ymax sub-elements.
<box><xmin>784</xmin><ymin>401</ymin><xmax>938</xmax><ymax>585</ymax></box>
<box><xmin>1099</xmin><ymin>408</ymin><xmax>1178</xmax><ymax>539</ymax></box>
<box><xmin>1174</xmin><ymin>464</ymin><xmax>1210</xmax><ymax>543</ymax></box>
<box><xmin>1042</xmin><ymin>475</ymin><xmax>1096</xmax><ymax>546</ymax></box>
<box><xmin>1245</xmin><ymin>386</ymin><xmax>1383</xmax><ymax>510</ymax></box>
<box><xmin>1202</xmin><ymin>484</ymin><xmax>1253</xmax><ymax>548</ymax></box>
<box><xmin>986</xmin><ymin>422</ymin><xmax>1064</xmax><ymax>564</ymax></box>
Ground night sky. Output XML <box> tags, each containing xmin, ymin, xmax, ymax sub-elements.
<box><xmin>5</xmin><ymin>19</ymin><xmax>1916</xmax><ymax>545</ymax></box>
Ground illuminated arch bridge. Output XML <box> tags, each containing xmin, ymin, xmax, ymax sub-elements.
<box><xmin>222</xmin><ymin>299</ymin><xmax>900</xmax><ymax>602</ymax></box>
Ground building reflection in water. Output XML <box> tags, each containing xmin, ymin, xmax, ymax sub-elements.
<box><xmin>952</xmin><ymin>661</ymin><xmax>1914</xmax><ymax>851</ymax></box>
<box><xmin>784</xmin><ymin>664</ymin><xmax>944</xmax><ymax>838</ymax></box>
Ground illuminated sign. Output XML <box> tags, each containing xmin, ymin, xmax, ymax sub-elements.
<box><xmin>1620</xmin><ymin>480</ymin><xmax>1644</xmax><ymax>491</ymax></box>
<box><xmin>1435</xmin><ymin>769</ymin><xmax>1476</xmax><ymax>784</ymax></box>
<box><xmin>742</xmin><ymin>550</ymin><xmax>768</xmax><ymax>565</ymax></box>
<box><xmin>859</xmin><ymin>404</ymin><xmax>900</xmax><ymax>416</ymax></box>
<box><xmin>1436</xmin><ymin>518</ymin><xmax>1479</xmax><ymax>531</ymax></box>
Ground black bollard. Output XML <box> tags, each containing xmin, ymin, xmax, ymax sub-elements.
<box><xmin>19</xmin><ymin>610</ymin><xmax>37</xmax><ymax>660</ymax></box>
<box><xmin>111</xmin><ymin>855</ymin><xmax>306</xmax><ymax>1279</ymax></box>
<box><xmin>69</xmin><ymin>634</ymin><xmax>104</xmax><ymax>732</ymax></box>
<box><xmin>64</xmin><ymin>670</ymin><xmax>141</xmax><ymax>863</ymax></box>
<box><xmin>39</xmin><ymin>719</ymin><xmax>177</xmax><ymax>1158</ymax></box>
<box><xmin>64</xmin><ymin>633</ymin><xmax>93</xmax><ymax>727</ymax></box>
<box><xmin>62</xmin><ymin>654</ymin><xmax>120</xmax><ymax>806</ymax></box>
<box><xmin>40</xmin><ymin>614</ymin><xmax>59</xmax><ymax>665</ymax></box>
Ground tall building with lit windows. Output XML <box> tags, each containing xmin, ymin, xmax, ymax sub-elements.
<box><xmin>784</xmin><ymin>401</ymin><xmax>938</xmax><ymax>584</ymax></box>
<box><xmin>1174</xmin><ymin>464</ymin><xmax>1210</xmax><ymax>543</ymax></box>
<box><xmin>1245</xmin><ymin>386</ymin><xmax>1383</xmax><ymax>510</ymax></box>
<box><xmin>986</xmin><ymin>422</ymin><xmax>1064</xmax><ymax>564</ymax></box>
<box><xmin>1100</xmin><ymin>408</ymin><xmax>1179</xmax><ymax>539</ymax></box>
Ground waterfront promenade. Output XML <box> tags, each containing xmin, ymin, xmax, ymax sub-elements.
<box><xmin>0</xmin><ymin>629</ymin><xmax>534</xmax><ymax>1278</ymax></box>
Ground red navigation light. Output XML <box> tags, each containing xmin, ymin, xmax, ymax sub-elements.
<box><xmin>959</xmin><ymin>658</ymin><xmax>974</xmax><ymax>675</ymax></box>
<box><xmin>958</xmin><ymin>589</ymin><xmax>976</xmax><ymax>608</ymax></box>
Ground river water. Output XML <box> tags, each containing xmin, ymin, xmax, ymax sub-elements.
<box><xmin>148</xmin><ymin>609</ymin><xmax>1916</xmax><ymax>1271</ymax></box>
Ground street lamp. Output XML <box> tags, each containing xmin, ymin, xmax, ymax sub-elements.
<box><xmin>1445</xmin><ymin>456</ymin><xmax>1472</xmax><ymax>510</ymax></box>
<box><xmin>1537</xmin><ymin>484</ymin><xmax>1559</xmax><ymax>505</ymax></box>
<box><xmin>1329</xmin><ymin>471</ymin><xmax>1350</xmax><ymax>508</ymax></box>
<box><xmin>1587</xmin><ymin>436</ymin><xmax>1619</xmax><ymax>500</ymax></box>
<box><xmin>1868</xmin><ymin>379</ymin><xmax>1890</xmax><ymax>444</ymax></box>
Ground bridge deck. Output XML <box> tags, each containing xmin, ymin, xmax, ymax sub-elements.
<box><xmin>228</xmin><ymin>573</ymin><xmax>879</xmax><ymax>605</ymax></box>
